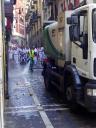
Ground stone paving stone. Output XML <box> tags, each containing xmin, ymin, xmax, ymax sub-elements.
<box><xmin>46</xmin><ymin>110</ymin><xmax>96</xmax><ymax>128</ymax></box>
<box><xmin>5</xmin><ymin>62</ymin><xmax>96</xmax><ymax>128</ymax></box>
<box><xmin>5</xmin><ymin>62</ymin><xmax>46</xmax><ymax>128</ymax></box>
<box><xmin>4</xmin><ymin>112</ymin><xmax>45</xmax><ymax>128</ymax></box>
<box><xmin>46</xmin><ymin>110</ymin><xmax>79</xmax><ymax>128</ymax></box>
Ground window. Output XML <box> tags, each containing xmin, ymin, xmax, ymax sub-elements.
<box><xmin>92</xmin><ymin>9</ymin><xmax>96</xmax><ymax>43</ymax></box>
<box><xmin>5</xmin><ymin>0</ymin><xmax>10</xmax><ymax>2</ymax></box>
<box><xmin>79</xmin><ymin>11</ymin><xmax>88</xmax><ymax>43</ymax></box>
<box><xmin>79</xmin><ymin>10</ymin><xmax>88</xmax><ymax>59</ymax></box>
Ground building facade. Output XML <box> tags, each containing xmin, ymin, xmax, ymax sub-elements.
<box><xmin>43</xmin><ymin>0</ymin><xmax>96</xmax><ymax>22</ymax></box>
<box><xmin>12</xmin><ymin>0</ymin><xmax>26</xmax><ymax>46</ymax></box>
<box><xmin>25</xmin><ymin>0</ymin><xmax>96</xmax><ymax>48</ymax></box>
<box><xmin>4</xmin><ymin>0</ymin><xmax>16</xmax><ymax>42</ymax></box>
<box><xmin>25</xmin><ymin>0</ymin><xmax>43</xmax><ymax>48</ymax></box>
<box><xmin>4</xmin><ymin>0</ymin><xmax>16</xmax><ymax>98</ymax></box>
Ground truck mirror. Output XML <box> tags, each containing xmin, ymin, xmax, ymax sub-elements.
<box><xmin>73</xmin><ymin>25</ymin><xmax>80</xmax><ymax>41</ymax></box>
<box><xmin>67</xmin><ymin>17</ymin><xmax>72</xmax><ymax>24</ymax></box>
<box><xmin>67</xmin><ymin>16</ymin><xmax>78</xmax><ymax>24</ymax></box>
<box><xmin>69</xmin><ymin>25</ymin><xmax>80</xmax><ymax>42</ymax></box>
<box><xmin>72</xmin><ymin>15</ymin><xmax>78</xmax><ymax>24</ymax></box>
<box><xmin>69</xmin><ymin>26</ymin><xmax>74</xmax><ymax>41</ymax></box>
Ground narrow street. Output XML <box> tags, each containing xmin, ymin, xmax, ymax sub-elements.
<box><xmin>1</xmin><ymin>0</ymin><xmax>96</xmax><ymax>128</ymax></box>
<box><xmin>4</xmin><ymin>62</ymin><xmax>96</xmax><ymax>128</ymax></box>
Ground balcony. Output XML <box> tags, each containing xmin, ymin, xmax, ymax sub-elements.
<box><xmin>45</xmin><ymin>0</ymin><xmax>55</xmax><ymax>6</ymax></box>
<box><xmin>4</xmin><ymin>0</ymin><xmax>16</xmax><ymax>4</ymax></box>
<box><xmin>26</xmin><ymin>10</ymin><xmax>39</xmax><ymax>32</ymax></box>
<box><xmin>4</xmin><ymin>0</ymin><xmax>16</xmax><ymax>21</ymax></box>
<box><xmin>25</xmin><ymin>8</ymin><xmax>31</xmax><ymax>21</ymax></box>
<box><xmin>26</xmin><ymin>24</ymin><xmax>31</xmax><ymax>33</ymax></box>
<box><xmin>4</xmin><ymin>0</ymin><xmax>16</xmax><ymax>41</ymax></box>
<box><xmin>30</xmin><ymin>11</ymin><xmax>38</xmax><ymax>24</ymax></box>
<box><xmin>25</xmin><ymin>4</ymin><xmax>35</xmax><ymax>21</ymax></box>
<box><xmin>33</xmin><ymin>0</ymin><xmax>37</xmax><ymax>4</ymax></box>
<box><xmin>37</xmin><ymin>13</ymin><xmax>41</xmax><ymax>18</ymax></box>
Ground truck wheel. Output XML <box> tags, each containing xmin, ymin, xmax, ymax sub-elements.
<box><xmin>65</xmin><ymin>79</ymin><xmax>77</xmax><ymax>111</ymax></box>
<box><xmin>44</xmin><ymin>76</ymin><xmax>51</xmax><ymax>91</ymax></box>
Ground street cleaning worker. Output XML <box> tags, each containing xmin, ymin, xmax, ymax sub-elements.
<box><xmin>29</xmin><ymin>48</ymin><xmax>34</xmax><ymax>71</ymax></box>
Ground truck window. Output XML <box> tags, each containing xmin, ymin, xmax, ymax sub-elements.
<box><xmin>79</xmin><ymin>12</ymin><xmax>88</xmax><ymax>43</ymax></box>
<box><xmin>80</xmin><ymin>16</ymin><xmax>84</xmax><ymax>42</ymax></box>
<box><xmin>79</xmin><ymin>11</ymin><xmax>88</xmax><ymax>59</ymax></box>
<box><xmin>92</xmin><ymin>9</ymin><xmax>96</xmax><ymax>43</ymax></box>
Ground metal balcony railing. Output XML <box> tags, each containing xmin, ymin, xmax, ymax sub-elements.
<box><xmin>45</xmin><ymin>0</ymin><xmax>55</xmax><ymax>5</ymax></box>
<box><xmin>25</xmin><ymin>4</ymin><xmax>36</xmax><ymax>21</ymax></box>
<box><xmin>30</xmin><ymin>11</ymin><xmax>38</xmax><ymax>23</ymax></box>
<box><xmin>4</xmin><ymin>0</ymin><xmax>16</xmax><ymax>5</ymax></box>
<box><xmin>26</xmin><ymin>24</ymin><xmax>31</xmax><ymax>33</ymax></box>
<box><xmin>33</xmin><ymin>0</ymin><xmax>37</xmax><ymax>4</ymax></box>
<box><xmin>25</xmin><ymin>7</ymin><xmax>32</xmax><ymax>21</ymax></box>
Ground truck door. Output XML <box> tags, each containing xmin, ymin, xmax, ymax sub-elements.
<box><xmin>72</xmin><ymin>10</ymin><xmax>89</xmax><ymax>78</ymax></box>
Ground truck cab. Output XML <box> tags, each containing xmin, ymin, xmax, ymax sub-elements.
<box><xmin>67</xmin><ymin>4</ymin><xmax>96</xmax><ymax>111</ymax></box>
<box><xmin>68</xmin><ymin>4</ymin><xmax>96</xmax><ymax>80</ymax></box>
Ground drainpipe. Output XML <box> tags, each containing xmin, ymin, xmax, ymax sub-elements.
<box><xmin>0</xmin><ymin>0</ymin><xmax>5</xmax><ymax>127</ymax></box>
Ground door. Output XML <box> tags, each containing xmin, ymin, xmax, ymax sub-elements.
<box><xmin>71</xmin><ymin>10</ymin><xmax>89</xmax><ymax>78</ymax></box>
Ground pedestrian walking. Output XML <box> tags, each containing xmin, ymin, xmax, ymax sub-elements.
<box><xmin>34</xmin><ymin>47</ymin><xmax>38</xmax><ymax>65</ymax></box>
<box><xmin>29</xmin><ymin>48</ymin><xmax>34</xmax><ymax>71</ymax></box>
<box><xmin>9</xmin><ymin>47</ymin><xmax>13</xmax><ymax>61</ymax></box>
<box><xmin>39</xmin><ymin>47</ymin><xmax>45</xmax><ymax>64</ymax></box>
<box><xmin>14</xmin><ymin>47</ymin><xmax>19</xmax><ymax>64</ymax></box>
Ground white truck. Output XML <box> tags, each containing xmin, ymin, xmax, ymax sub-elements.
<box><xmin>42</xmin><ymin>4</ymin><xmax>96</xmax><ymax>112</ymax></box>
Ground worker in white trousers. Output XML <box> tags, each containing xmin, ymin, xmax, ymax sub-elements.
<box><xmin>14</xmin><ymin>48</ymin><xmax>19</xmax><ymax>64</ymax></box>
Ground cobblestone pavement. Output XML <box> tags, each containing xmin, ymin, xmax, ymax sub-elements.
<box><xmin>4</xmin><ymin>61</ymin><xmax>96</xmax><ymax>128</ymax></box>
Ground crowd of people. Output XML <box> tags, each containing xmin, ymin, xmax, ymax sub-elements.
<box><xmin>8</xmin><ymin>46</ymin><xmax>45</xmax><ymax>67</ymax></box>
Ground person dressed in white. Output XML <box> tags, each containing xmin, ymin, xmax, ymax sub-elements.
<box><xmin>34</xmin><ymin>47</ymin><xmax>38</xmax><ymax>65</ymax></box>
<box><xmin>39</xmin><ymin>47</ymin><xmax>44</xmax><ymax>62</ymax></box>
<box><xmin>14</xmin><ymin>47</ymin><xmax>19</xmax><ymax>64</ymax></box>
<box><xmin>17</xmin><ymin>47</ymin><xmax>22</xmax><ymax>62</ymax></box>
<box><xmin>28</xmin><ymin>47</ymin><xmax>30</xmax><ymax>53</ymax></box>
<box><xmin>9</xmin><ymin>47</ymin><xmax>13</xmax><ymax>61</ymax></box>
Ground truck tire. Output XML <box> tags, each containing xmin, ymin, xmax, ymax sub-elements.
<box><xmin>65</xmin><ymin>76</ymin><xmax>78</xmax><ymax>111</ymax></box>
<box><xmin>44</xmin><ymin>76</ymin><xmax>51</xmax><ymax>91</ymax></box>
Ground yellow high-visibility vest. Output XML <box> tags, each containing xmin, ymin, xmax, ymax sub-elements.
<box><xmin>29</xmin><ymin>50</ymin><xmax>34</xmax><ymax>58</ymax></box>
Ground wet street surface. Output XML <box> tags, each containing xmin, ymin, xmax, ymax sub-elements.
<box><xmin>4</xmin><ymin>61</ymin><xmax>96</xmax><ymax>128</ymax></box>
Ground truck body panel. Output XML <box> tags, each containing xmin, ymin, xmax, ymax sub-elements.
<box><xmin>44</xmin><ymin>11</ymin><xmax>72</xmax><ymax>67</ymax></box>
